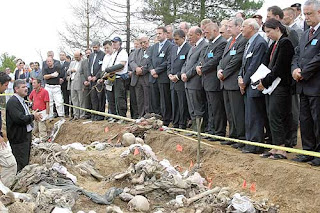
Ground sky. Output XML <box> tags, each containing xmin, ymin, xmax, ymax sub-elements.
<box><xmin>0</xmin><ymin>0</ymin><xmax>306</xmax><ymax>66</ymax></box>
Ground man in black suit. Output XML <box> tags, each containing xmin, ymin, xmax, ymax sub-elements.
<box><xmin>148</xmin><ymin>27</ymin><xmax>174</xmax><ymax>126</ymax></box>
<box><xmin>6</xmin><ymin>80</ymin><xmax>42</xmax><ymax>172</ymax></box>
<box><xmin>197</xmin><ymin>23</ymin><xmax>227</xmax><ymax>140</ymax></box>
<box><xmin>218</xmin><ymin>17</ymin><xmax>247</xmax><ymax>147</ymax></box>
<box><xmin>291</xmin><ymin>0</ymin><xmax>320</xmax><ymax>166</ymax></box>
<box><xmin>129</xmin><ymin>36</ymin><xmax>151</xmax><ymax>118</ymax></box>
<box><xmin>181</xmin><ymin>26</ymin><xmax>208</xmax><ymax>131</ymax></box>
<box><xmin>88</xmin><ymin>41</ymin><xmax>105</xmax><ymax>121</ymax></box>
<box><xmin>238</xmin><ymin>18</ymin><xmax>268</xmax><ymax>154</ymax></box>
<box><xmin>168</xmin><ymin>29</ymin><xmax>191</xmax><ymax>129</ymax></box>
<box><xmin>59</xmin><ymin>51</ymin><xmax>71</xmax><ymax>117</ymax></box>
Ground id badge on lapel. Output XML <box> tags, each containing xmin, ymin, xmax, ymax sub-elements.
<box><xmin>159</xmin><ymin>52</ymin><xmax>165</xmax><ymax>58</ymax></box>
<box><xmin>230</xmin><ymin>48</ymin><xmax>236</xmax><ymax>56</ymax></box>
<box><xmin>311</xmin><ymin>39</ymin><xmax>318</xmax><ymax>46</ymax></box>
<box><xmin>180</xmin><ymin>55</ymin><xmax>186</xmax><ymax>60</ymax></box>
<box><xmin>208</xmin><ymin>52</ymin><xmax>213</xmax><ymax>58</ymax></box>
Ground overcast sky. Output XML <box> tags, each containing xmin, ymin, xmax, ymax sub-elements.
<box><xmin>0</xmin><ymin>0</ymin><xmax>305</xmax><ymax>65</ymax></box>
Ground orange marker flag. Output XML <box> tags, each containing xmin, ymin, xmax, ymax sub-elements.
<box><xmin>189</xmin><ymin>160</ymin><xmax>194</xmax><ymax>170</ymax></box>
<box><xmin>134</xmin><ymin>147</ymin><xmax>140</xmax><ymax>156</ymax></box>
<box><xmin>242</xmin><ymin>180</ymin><xmax>247</xmax><ymax>189</ymax></box>
<box><xmin>104</xmin><ymin>127</ymin><xmax>109</xmax><ymax>133</ymax></box>
<box><xmin>176</xmin><ymin>144</ymin><xmax>183</xmax><ymax>152</ymax></box>
<box><xmin>250</xmin><ymin>182</ymin><xmax>256</xmax><ymax>193</ymax></box>
<box><xmin>176</xmin><ymin>165</ymin><xmax>183</xmax><ymax>172</ymax></box>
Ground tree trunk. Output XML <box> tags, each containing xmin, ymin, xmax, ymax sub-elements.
<box><xmin>86</xmin><ymin>0</ymin><xmax>90</xmax><ymax>48</ymax></box>
<box><xmin>200</xmin><ymin>0</ymin><xmax>205</xmax><ymax>20</ymax></box>
<box><xmin>126</xmin><ymin>0</ymin><xmax>130</xmax><ymax>53</ymax></box>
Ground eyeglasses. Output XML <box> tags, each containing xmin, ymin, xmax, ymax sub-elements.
<box><xmin>220</xmin><ymin>32</ymin><xmax>225</xmax><ymax>34</ymax></box>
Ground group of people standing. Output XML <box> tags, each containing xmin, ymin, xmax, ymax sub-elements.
<box><xmin>1</xmin><ymin>0</ymin><xmax>320</xmax><ymax>188</ymax></box>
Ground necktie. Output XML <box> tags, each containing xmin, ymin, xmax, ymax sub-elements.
<box><xmin>229</xmin><ymin>37</ymin><xmax>236</xmax><ymax>49</ymax></box>
<box><xmin>244</xmin><ymin>42</ymin><xmax>250</xmax><ymax>57</ymax></box>
<box><xmin>270</xmin><ymin>42</ymin><xmax>277</xmax><ymax>62</ymax></box>
<box><xmin>22</xmin><ymin>100</ymin><xmax>33</xmax><ymax>131</ymax></box>
<box><xmin>309</xmin><ymin>28</ymin><xmax>315</xmax><ymax>41</ymax></box>
<box><xmin>159</xmin><ymin>43</ymin><xmax>164</xmax><ymax>53</ymax></box>
<box><xmin>91</xmin><ymin>53</ymin><xmax>97</xmax><ymax>75</ymax></box>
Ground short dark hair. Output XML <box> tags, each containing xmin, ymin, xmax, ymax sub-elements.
<box><xmin>33</xmin><ymin>78</ymin><xmax>42</xmax><ymax>84</ymax></box>
<box><xmin>103</xmin><ymin>40</ymin><xmax>112</xmax><ymax>46</ymax></box>
<box><xmin>173</xmin><ymin>29</ymin><xmax>186</xmax><ymax>38</ymax></box>
<box><xmin>34</xmin><ymin>62</ymin><xmax>40</xmax><ymax>66</ymax></box>
<box><xmin>0</xmin><ymin>72</ymin><xmax>11</xmax><ymax>85</ymax></box>
<box><xmin>263</xmin><ymin>18</ymin><xmax>288</xmax><ymax>37</ymax></box>
<box><xmin>268</xmin><ymin>6</ymin><xmax>284</xmax><ymax>19</ymax></box>
<box><xmin>66</xmin><ymin>55</ymin><xmax>71</xmax><ymax>60</ymax></box>
<box><xmin>157</xmin><ymin>26</ymin><xmax>168</xmax><ymax>33</ymax></box>
<box><xmin>13</xmin><ymin>79</ymin><xmax>26</xmax><ymax>92</ymax></box>
<box><xmin>29</xmin><ymin>62</ymin><xmax>34</xmax><ymax>66</ymax></box>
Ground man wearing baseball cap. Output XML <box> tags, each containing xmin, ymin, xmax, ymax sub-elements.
<box><xmin>291</xmin><ymin>3</ymin><xmax>305</xmax><ymax>30</ymax></box>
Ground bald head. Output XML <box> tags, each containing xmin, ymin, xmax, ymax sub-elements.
<box><xmin>188</xmin><ymin>26</ymin><xmax>202</xmax><ymax>45</ymax></box>
<box><xmin>74</xmin><ymin>50</ymin><xmax>81</xmax><ymax>61</ymax></box>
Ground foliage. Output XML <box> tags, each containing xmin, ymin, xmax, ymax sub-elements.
<box><xmin>0</xmin><ymin>53</ymin><xmax>16</xmax><ymax>72</ymax></box>
<box><xmin>141</xmin><ymin>0</ymin><xmax>264</xmax><ymax>25</ymax></box>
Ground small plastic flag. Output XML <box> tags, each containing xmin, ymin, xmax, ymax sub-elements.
<box><xmin>242</xmin><ymin>180</ymin><xmax>247</xmax><ymax>189</ymax></box>
<box><xmin>189</xmin><ymin>160</ymin><xmax>194</xmax><ymax>170</ymax></box>
<box><xmin>104</xmin><ymin>127</ymin><xmax>109</xmax><ymax>133</ymax></box>
<box><xmin>176</xmin><ymin>166</ymin><xmax>183</xmax><ymax>172</ymax></box>
<box><xmin>207</xmin><ymin>176</ymin><xmax>213</xmax><ymax>189</ymax></box>
<box><xmin>176</xmin><ymin>144</ymin><xmax>183</xmax><ymax>152</ymax></box>
<box><xmin>134</xmin><ymin>147</ymin><xmax>140</xmax><ymax>156</ymax></box>
<box><xmin>250</xmin><ymin>182</ymin><xmax>256</xmax><ymax>193</ymax></box>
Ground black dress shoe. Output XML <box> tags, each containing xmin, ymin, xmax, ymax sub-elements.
<box><xmin>308</xmin><ymin>158</ymin><xmax>320</xmax><ymax>166</ymax></box>
<box><xmin>231</xmin><ymin>143</ymin><xmax>244</xmax><ymax>149</ymax></box>
<box><xmin>220</xmin><ymin>141</ymin><xmax>235</xmax><ymax>145</ymax></box>
<box><xmin>292</xmin><ymin>154</ymin><xmax>314</xmax><ymax>162</ymax></box>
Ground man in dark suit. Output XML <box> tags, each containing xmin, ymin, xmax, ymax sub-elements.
<box><xmin>148</xmin><ymin>27</ymin><xmax>174</xmax><ymax>126</ymax></box>
<box><xmin>238</xmin><ymin>18</ymin><xmax>268</xmax><ymax>154</ymax></box>
<box><xmin>129</xmin><ymin>36</ymin><xmax>151</xmax><ymax>118</ymax></box>
<box><xmin>218</xmin><ymin>17</ymin><xmax>247</xmax><ymax>147</ymax></box>
<box><xmin>181</xmin><ymin>26</ymin><xmax>208</xmax><ymax>131</ymax></box>
<box><xmin>59</xmin><ymin>51</ymin><xmax>71</xmax><ymax>117</ymax></box>
<box><xmin>167</xmin><ymin>29</ymin><xmax>191</xmax><ymax>129</ymax></box>
<box><xmin>6</xmin><ymin>80</ymin><xmax>42</xmax><ymax>172</ymax></box>
<box><xmin>197</xmin><ymin>23</ymin><xmax>227</xmax><ymax>140</ymax></box>
<box><xmin>291</xmin><ymin>0</ymin><xmax>320</xmax><ymax>166</ymax></box>
<box><xmin>88</xmin><ymin>41</ymin><xmax>105</xmax><ymax>121</ymax></box>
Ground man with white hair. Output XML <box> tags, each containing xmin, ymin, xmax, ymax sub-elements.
<box><xmin>238</xmin><ymin>18</ymin><xmax>268</xmax><ymax>154</ymax></box>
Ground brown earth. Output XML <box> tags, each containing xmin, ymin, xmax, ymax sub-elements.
<box><xmin>50</xmin><ymin>120</ymin><xmax>320</xmax><ymax>213</ymax></box>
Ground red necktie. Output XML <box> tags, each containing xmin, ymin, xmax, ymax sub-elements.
<box><xmin>309</xmin><ymin>28</ymin><xmax>315</xmax><ymax>41</ymax></box>
<box><xmin>229</xmin><ymin>38</ymin><xmax>236</xmax><ymax>49</ymax></box>
<box><xmin>270</xmin><ymin>42</ymin><xmax>277</xmax><ymax>61</ymax></box>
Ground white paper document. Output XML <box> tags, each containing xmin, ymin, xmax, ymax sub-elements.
<box><xmin>39</xmin><ymin>110</ymin><xmax>48</xmax><ymax>121</ymax></box>
<box><xmin>262</xmin><ymin>77</ymin><xmax>281</xmax><ymax>95</ymax></box>
<box><xmin>250</xmin><ymin>64</ymin><xmax>271</xmax><ymax>83</ymax></box>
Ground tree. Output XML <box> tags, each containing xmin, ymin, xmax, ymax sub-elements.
<box><xmin>0</xmin><ymin>53</ymin><xmax>16</xmax><ymax>72</ymax></box>
<box><xmin>58</xmin><ymin>0</ymin><xmax>115</xmax><ymax>51</ymax></box>
<box><xmin>141</xmin><ymin>0</ymin><xmax>264</xmax><ymax>25</ymax></box>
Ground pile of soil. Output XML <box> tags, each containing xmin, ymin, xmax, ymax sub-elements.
<box><xmin>47</xmin><ymin>120</ymin><xmax>320</xmax><ymax>212</ymax></box>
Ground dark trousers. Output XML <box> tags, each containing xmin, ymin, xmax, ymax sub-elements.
<box><xmin>90</xmin><ymin>82</ymin><xmax>106</xmax><ymax>120</ymax></box>
<box><xmin>114</xmin><ymin>78</ymin><xmax>127</xmax><ymax>117</ymax></box>
<box><xmin>286</xmin><ymin>94</ymin><xmax>299</xmax><ymax>147</ymax></box>
<box><xmin>62</xmin><ymin>85</ymin><xmax>70</xmax><ymax>116</ymax></box>
<box><xmin>135</xmin><ymin>79</ymin><xmax>150</xmax><ymax>118</ymax></box>
<box><xmin>266</xmin><ymin>87</ymin><xmax>291</xmax><ymax>146</ymax></box>
<box><xmin>106</xmin><ymin>89</ymin><xmax>116</xmax><ymax>114</ymax></box>
<box><xmin>186</xmin><ymin>88</ymin><xmax>205</xmax><ymax>120</ymax></box>
<box><xmin>300</xmin><ymin>94</ymin><xmax>320</xmax><ymax>152</ymax></box>
<box><xmin>150</xmin><ymin>82</ymin><xmax>160</xmax><ymax>114</ymax></box>
<box><xmin>158</xmin><ymin>83</ymin><xmax>172</xmax><ymax>126</ymax></box>
<box><xmin>83</xmin><ymin>88</ymin><xmax>92</xmax><ymax>117</ymax></box>
<box><xmin>10</xmin><ymin>133</ymin><xmax>31</xmax><ymax>172</ymax></box>
<box><xmin>171</xmin><ymin>89</ymin><xmax>189</xmax><ymax>128</ymax></box>
<box><xmin>243</xmin><ymin>95</ymin><xmax>266</xmax><ymax>152</ymax></box>
<box><xmin>223</xmin><ymin>90</ymin><xmax>245</xmax><ymax>139</ymax></box>
<box><xmin>206</xmin><ymin>91</ymin><xmax>227</xmax><ymax>136</ymax></box>
<box><xmin>130</xmin><ymin>85</ymin><xmax>139</xmax><ymax>119</ymax></box>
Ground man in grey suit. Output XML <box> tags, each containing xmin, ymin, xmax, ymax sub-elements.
<box><xmin>218</xmin><ymin>17</ymin><xmax>247</xmax><ymax>147</ymax></box>
<box><xmin>197</xmin><ymin>23</ymin><xmax>227</xmax><ymax>140</ymax></box>
<box><xmin>168</xmin><ymin>30</ymin><xmax>191</xmax><ymax>129</ymax></box>
<box><xmin>181</xmin><ymin>26</ymin><xmax>208</xmax><ymax>131</ymax></box>
<box><xmin>283</xmin><ymin>7</ymin><xmax>304</xmax><ymax>39</ymax></box>
<box><xmin>291</xmin><ymin>0</ymin><xmax>320</xmax><ymax>166</ymax></box>
<box><xmin>148</xmin><ymin>27</ymin><xmax>174</xmax><ymax>126</ymax></box>
<box><xmin>129</xmin><ymin>36</ymin><xmax>151</xmax><ymax>118</ymax></box>
<box><xmin>80</xmin><ymin>49</ymin><xmax>92</xmax><ymax>119</ymax></box>
<box><xmin>238</xmin><ymin>18</ymin><xmax>268</xmax><ymax>154</ymax></box>
<box><xmin>67</xmin><ymin>50</ymin><xmax>85</xmax><ymax>120</ymax></box>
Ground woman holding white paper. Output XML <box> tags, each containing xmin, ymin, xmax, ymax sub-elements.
<box><xmin>257</xmin><ymin>18</ymin><xmax>295</xmax><ymax>159</ymax></box>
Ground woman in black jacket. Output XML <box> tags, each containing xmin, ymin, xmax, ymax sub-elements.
<box><xmin>257</xmin><ymin>18</ymin><xmax>295</xmax><ymax>159</ymax></box>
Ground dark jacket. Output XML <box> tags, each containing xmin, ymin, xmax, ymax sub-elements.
<box><xmin>262</xmin><ymin>36</ymin><xmax>295</xmax><ymax>90</ymax></box>
<box><xmin>167</xmin><ymin>42</ymin><xmax>191</xmax><ymax>91</ymax></box>
<box><xmin>292</xmin><ymin>27</ymin><xmax>320</xmax><ymax>96</ymax></box>
<box><xmin>6</xmin><ymin>95</ymin><xmax>34</xmax><ymax>144</ymax></box>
